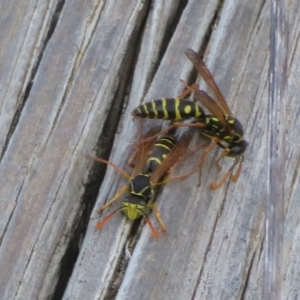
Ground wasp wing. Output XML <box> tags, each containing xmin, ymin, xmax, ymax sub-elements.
<box><xmin>131</xmin><ymin>126</ymin><xmax>162</xmax><ymax>177</ymax></box>
<box><xmin>185</xmin><ymin>48</ymin><xmax>233</xmax><ymax>116</ymax></box>
<box><xmin>194</xmin><ymin>89</ymin><xmax>229</xmax><ymax>130</ymax></box>
<box><xmin>150</xmin><ymin>131</ymin><xmax>193</xmax><ymax>185</ymax></box>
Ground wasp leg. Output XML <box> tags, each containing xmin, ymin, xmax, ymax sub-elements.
<box><xmin>134</xmin><ymin>122</ymin><xmax>206</xmax><ymax>148</ymax></box>
<box><xmin>127</xmin><ymin>120</ymin><xmax>145</xmax><ymax>168</ymax></box>
<box><xmin>153</xmin><ymin>168</ymin><xmax>193</xmax><ymax>186</ymax></box>
<box><xmin>214</xmin><ymin>148</ymin><xmax>231</xmax><ymax>171</ymax></box>
<box><xmin>134</xmin><ymin>124</ymin><xmax>177</xmax><ymax>146</ymax></box>
<box><xmin>156</xmin><ymin>140</ymin><xmax>211</xmax><ymax>185</ymax></box>
<box><xmin>97</xmin><ymin>185</ymin><xmax>129</xmax><ymax>212</ymax></box>
<box><xmin>172</xmin><ymin>122</ymin><xmax>206</xmax><ymax>129</ymax></box>
<box><xmin>230</xmin><ymin>156</ymin><xmax>244</xmax><ymax>182</ymax></box>
<box><xmin>210</xmin><ymin>156</ymin><xmax>241</xmax><ymax>189</ymax></box>
<box><xmin>147</xmin><ymin>203</ymin><xmax>168</xmax><ymax>234</ymax></box>
<box><xmin>87</xmin><ymin>156</ymin><xmax>131</xmax><ymax>179</ymax></box>
<box><xmin>139</xmin><ymin>209</ymin><xmax>161</xmax><ymax>238</ymax></box>
<box><xmin>209</xmin><ymin>170</ymin><xmax>232</xmax><ymax>190</ymax></box>
<box><xmin>127</xmin><ymin>148</ymin><xmax>139</xmax><ymax>169</ymax></box>
<box><xmin>156</xmin><ymin>170</ymin><xmax>193</xmax><ymax>185</ymax></box>
<box><xmin>195</xmin><ymin>140</ymin><xmax>219</xmax><ymax>186</ymax></box>
<box><xmin>210</xmin><ymin>155</ymin><xmax>244</xmax><ymax>189</ymax></box>
<box><xmin>177</xmin><ymin>81</ymin><xmax>200</xmax><ymax>99</ymax></box>
<box><xmin>95</xmin><ymin>207</ymin><xmax>124</xmax><ymax>229</ymax></box>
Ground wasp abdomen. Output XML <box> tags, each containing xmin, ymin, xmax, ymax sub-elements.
<box><xmin>147</xmin><ymin>134</ymin><xmax>176</xmax><ymax>173</ymax></box>
<box><xmin>132</xmin><ymin>98</ymin><xmax>204</xmax><ymax>122</ymax></box>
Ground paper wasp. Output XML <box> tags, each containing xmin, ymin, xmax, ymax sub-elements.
<box><xmin>132</xmin><ymin>49</ymin><xmax>248</xmax><ymax>189</ymax></box>
<box><xmin>90</xmin><ymin>127</ymin><xmax>193</xmax><ymax>237</ymax></box>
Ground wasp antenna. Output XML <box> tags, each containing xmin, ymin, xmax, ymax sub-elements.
<box><xmin>151</xmin><ymin>203</ymin><xmax>168</xmax><ymax>234</ymax></box>
<box><xmin>140</xmin><ymin>210</ymin><xmax>160</xmax><ymax>238</ymax></box>
<box><xmin>95</xmin><ymin>207</ymin><xmax>123</xmax><ymax>229</ymax></box>
<box><xmin>230</xmin><ymin>156</ymin><xmax>244</xmax><ymax>182</ymax></box>
<box><xmin>210</xmin><ymin>171</ymin><xmax>231</xmax><ymax>190</ymax></box>
<box><xmin>97</xmin><ymin>185</ymin><xmax>129</xmax><ymax>212</ymax></box>
<box><xmin>87</xmin><ymin>156</ymin><xmax>131</xmax><ymax>179</ymax></box>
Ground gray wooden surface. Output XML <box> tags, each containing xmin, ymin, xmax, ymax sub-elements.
<box><xmin>0</xmin><ymin>0</ymin><xmax>297</xmax><ymax>299</ymax></box>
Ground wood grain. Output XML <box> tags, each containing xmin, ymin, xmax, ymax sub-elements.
<box><xmin>0</xmin><ymin>0</ymin><xmax>297</xmax><ymax>299</ymax></box>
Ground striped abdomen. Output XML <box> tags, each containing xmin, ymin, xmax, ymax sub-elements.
<box><xmin>132</xmin><ymin>98</ymin><xmax>204</xmax><ymax>122</ymax></box>
<box><xmin>147</xmin><ymin>134</ymin><xmax>176</xmax><ymax>173</ymax></box>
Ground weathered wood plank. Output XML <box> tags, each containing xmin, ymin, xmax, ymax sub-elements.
<box><xmin>63</xmin><ymin>0</ymin><xmax>271</xmax><ymax>299</ymax></box>
<box><xmin>0</xmin><ymin>0</ymin><xmax>59</xmax><ymax>153</ymax></box>
<box><xmin>114</xmin><ymin>1</ymin><xmax>272</xmax><ymax>300</ymax></box>
<box><xmin>63</xmin><ymin>0</ymin><xmax>220</xmax><ymax>299</ymax></box>
<box><xmin>0</xmin><ymin>0</ymin><xmax>148</xmax><ymax>298</ymax></box>
<box><xmin>281</xmin><ymin>1</ymin><xmax>300</xmax><ymax>298</ymax></box>
<box><xmin>0</xmin><ymin>0</ymin><xmax>298</xmax><ymax>299</ymax></box>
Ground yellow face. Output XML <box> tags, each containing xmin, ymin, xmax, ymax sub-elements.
<box><xmin>122</xmin><ymin>203</ymin><xmax>146</xmax><ymax>220</ymax></box>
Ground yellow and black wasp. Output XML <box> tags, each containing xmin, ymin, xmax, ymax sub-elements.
<box><xmin>132</xmin><ymin>48</ymin><xmax>248</xmax><ymax>189</ymax></box>
<box><xmin>90</xmin><ymin>127</ymin><xmax>192</xmax><ymax>237</ymax></box>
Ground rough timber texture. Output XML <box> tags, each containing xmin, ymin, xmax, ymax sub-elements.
<box><xmin>0</xmin><ymin>0</ymin><xmax>296</xmax><ymax>299</ymax></box>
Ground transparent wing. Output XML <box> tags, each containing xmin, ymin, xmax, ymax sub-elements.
<box><xmin>194</xmin><ymin>89</ymin><xmax>228</xmax><ymax>128</ymax></box>
<box><xmin>185</xmin><ymin>48</ymin><xmax>233</xmax><ymax>116</ymax></box>
<box><xmin>131</xmin><ymin>126</ymin><xmax>162</xmax><ymax>177</ymax></box>
<box><xmin>150</xmin><ymin>131</ymin><xmax>193</xmax><ymax>185</ymax></box>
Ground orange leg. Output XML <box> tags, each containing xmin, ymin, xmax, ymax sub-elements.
<box><xmin>168</xmin><ymin>140</ymin><xmax>210</xmax><ymax>173</ymax></box>
<box><xmin>177</xmin><ymin>81</ymin><xmax>200</xmax><ymax>99</ymax></box>
<box><xmin>195</xmin><ymin>140</ymin><xmax>219</xmax><ymax>186</ymax></box>
<box><xmin>87</xmin><ymin>156</ymin><xmax>131</xmax><ymax>179</ymax></box>
<box><xmin>210</xmin><ymin>156</ymin><xmax>243</xmax><ymax>189</ymax></box>
<box><xmin>172</xmin><ymin>122</ymin><xmax>206</xmax><ymax>129</ymax></box>
<box><xmin>230</xmin><ymin>156</ymin><xmax>244</xmax><ymax>182</ymax></box>
<box><xmin>143</xmin><ymin>216</ymin><xmax>161</xmax><ymax>238</ymax></box>
<box><xmin>160</xmin><ymin>168</ymin><xmax>196</xmax><ymax>183</ymax></box>
<box><xmin>134</xmin><ymin>122</ymin><xmax>206</xmax><ymax>148</ymax></box>
<box><xmin>156</xmin><ymin>140</ymin><xmax>211</xmax><ymax>185</ymax></box>
<box><xmin>127</xmin><ymin>148</ymin><xmax>139</xmax><ymax>169</ymax></box>
<box><xmin>210</xmin><ymin>170</ymin><xmax>232</xmax><ymax>190</ymax></box>
<box><xmin>127</xmin><ymin>119</ymin><xmax>146</xmax><ymax>168</ymax></box>
<box><xmin>95</xmin><ymin>207</ymin><xmax>123</xmax><ymax>229</ymax></box>
<box><xmin>132</xmin><ymin>125</ymin><xmax>171</xmax><ymax>147</ymax></box>
<box><xmin>148</xmin><ymin>203</ymin><xmax>168</xmax><ymax>234</ymax></box>
<box><xmin>137</xmin><ymin>209</ymin><xmax>160</xmax><ymax>238</ymax></box>
<box><xmin>214</xmin><ymin>148</ymin><xmax>230</xmax><ymax>171</ymax></box>
<box><xmin>97</xmin><ymin>185</ymin><xmax>129</xmax><ymax>212</ymax></box>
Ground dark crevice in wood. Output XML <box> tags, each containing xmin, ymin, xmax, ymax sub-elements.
<box><xmin>191</xmin><ymin>197</ymin><xmax>228</xmax><ymax>299</ymax></box>
<box><xmin>240</xmin><ymin>248</ymin><xmax>256</xmax><ymax>299</ymax></box>
<box><xmin>257</xmin><ymin>232</ymin><xmax>264</xmax><ymax>264</ymax></box>
<box><xmin>186</xmin><ymin>0</ymin><xmax>224</xmax><ymax>88</ymax></box>
<box><xmin>94</xmin><ymin>6</ymin><xmax>151</xmax><ymax>159</ymax></box>
<box><xmin>113</xmin><ymin>0</ymin><xmax>152</xmax><ymax>111</ymax></box>
<box><xmin>94</xmin><ymin>174</ymin><xmax>174</xmax><ymax>298</ymax></box>
<box><xmin>101</xmin><ymin>197</ymin><xmax>166</xmax><ymax>300</ymax></box>
<box><xmin>65</xmin><ymin>2</ymin><xmax>107</xmax><ymax>96</ymax></box>
<box><xmin>191</xmin><ymin>207</ymin><xmax>220</xmax><ymax>300</ymax></box>
<box><xmin>100</xmin><ymin>179</ymin><xmax>177</xmax><ymax>299</ymax></box>
<box><xmin>34</xmin><ymin>2</ymin><xmax>107</xmax><ymax>159</ymax></box>
<box><xmin>251</xmin><ymin>0</ymin><xmax>266</xmax><ymax>37</ymax></box>
<box><xmin>154</xmin><ymin>0</ymin><xmax>188</xmax><ymax>75</ymax></box>
<box><xmin>102</xmin><ymin>253</ymin><xmax>128</xmax><ymax>300</ymax></box>
<box><xmin>45</xmin><ymin>0</ymin><xmax>66</xmax><ymax>45</ymax></box>
<box><xmin>0</xmin><ymin>180</ymin><xmax>24</xmax><ymax>246</ymax></box>
<box><xmin>257</xmin><ymin>226</ymin><xmax>265</xmax><ymax>268</ymax></box>
<box><xmin>200</xmin><ymin>0</ymin><xmax>224</xmax><ymax>56</ymax></box>
<box><xmin>188</xmin><ymin>5</ymin><xmax>229</xmax><ymax>298</ymax></box>
<box><xmin>51</xmin><ymin>217</ymin><xmax>83</xmax><ymax>300</ymax></box>
<box><xmin>102</xmin><ymin>224</ymin><xmax>142</xmax><ymax>300</ymax></box>
<box><xmin>0</xmin><ymin>0</ymin><xmax>65</xmax><ymax>160</ymax></box>
<box><xmin>142</xmin><ymin>0</ymin><xmax>188</xmax><ymax>96</ymax></box>
<box><xmin>191</xmin><ymin>261</ymin><xmax>204</xmax><ymax>300</ymax></box>
<box><xmin>50</xmin><ymin>3</ymin><xmax>151</xmax><ymax>299</ymax></box>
